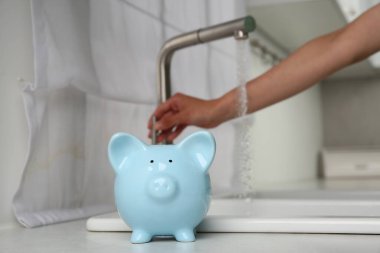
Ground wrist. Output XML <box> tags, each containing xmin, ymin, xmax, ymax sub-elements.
<box><xmin>212</xmin><ymin>89</ymin><xmax>240</xmax><ymax>126</ymax></box>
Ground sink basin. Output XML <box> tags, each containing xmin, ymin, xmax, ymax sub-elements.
<box><xmin>87</xmin><ymin>189</ymin><xmax>380</xmax><ymax>234</ymax></box>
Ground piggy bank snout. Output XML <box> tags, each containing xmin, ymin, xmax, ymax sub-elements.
<box><xmin>147</xmin><ymin>175</ymin><xmax>177</xmax><ymax>200</ymax></box>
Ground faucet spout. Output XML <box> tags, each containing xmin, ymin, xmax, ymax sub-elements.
<box><xmin>154</xmin><ymin>16</ymin><xmax>256</xmax><ymax>144</ymax></box>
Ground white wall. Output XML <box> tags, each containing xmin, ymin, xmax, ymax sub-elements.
<box><xmin>0</xmin><ymin>0</ymin><xmax>32</xmax><ymax>228</ymax></box>
<box><xmin>322</xmin><ymin>77</ymin><xmax>380</xmax><ymax>147</ymax></box>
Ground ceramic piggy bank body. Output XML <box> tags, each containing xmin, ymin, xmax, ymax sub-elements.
<box><xmin>108</xmin><ymin>131</ymin><xmax>215</xmax><ymax>243</ymax></box>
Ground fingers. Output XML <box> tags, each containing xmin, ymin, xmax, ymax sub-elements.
<box><xmin>147</xmin><ymin>93</ymin><xmax>187</xmax><ymax>142</ymax></box>
<box><xmin>150</xmin><ymin>125</ymin><xmax>185</xmax><ymax>143</ymax></box>
<box><xmin>155</xmin><ymin>111</ymin><xmax>179</xmax><ymax>131</ymax></box>
<box><xmin>148</xmin><ymin>94</ymin><xmax>184</xmax><ymax>129</ymax></box>
<box><xmin>147</xmin><ymin>111</ymin><xmax>186</xmax><ymax>142</ymax></box>
<box><xmin>166</xmin><ymin>125</ymin><xmax>185</xmax><ymax>142</ymax></box>
<box><xmin>147</xmin><ymin>102</ymin><xmax>169</xmax><ymax>129</ymax></box>
<box><xmin>147</xmin><ymin>110</ymin><xmax>183</xmax><ymax>140</ymax></box>
<box><xmin>156</xmin><ymin>129</ymin><xmax>172</xmax><ymax>143</ymax></box>
<box><xmin>148</xmin><ymin>97</ymin><xmax>179</xmax><ymax>127</ymax></box>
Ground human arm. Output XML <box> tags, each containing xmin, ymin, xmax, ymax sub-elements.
<box><xmin>148</xmin><ymin>4</ymin><xmax>380</xmax><ymax>142</ymax></box>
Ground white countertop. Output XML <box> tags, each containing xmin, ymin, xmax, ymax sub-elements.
<box><xmin>1</xmin><ymin>219</ymin><xmax>380</xmax><ymax>253</ymax></box>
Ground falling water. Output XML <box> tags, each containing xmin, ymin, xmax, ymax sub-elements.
<box><xmin>236</xmin><ymin>40</ymin><xmax>248</xmax><ymax>116</ymax></box>
<box><xmin>235</xmin><ymin>39</ymin><xmax>255</xmax><ymax>194</ymax></box>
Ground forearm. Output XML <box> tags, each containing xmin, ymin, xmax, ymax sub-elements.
<box><xmin>213</xmin><ymin>30</ymin><xmax>346</xmax><ymax>124</ymax></box>
<box><xmin>215</xmin><ymin>4</ymin><xmax>380</xmax><ymax>123</ymax></box>
<box><xmin>246</xmin><ymin>28</ymin><xmax>348</xmax><ymax>114</ymax></box>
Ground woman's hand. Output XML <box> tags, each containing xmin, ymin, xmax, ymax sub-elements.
<box><xmin>148</xmin><ymin>93</ymin><xmax>224</xmax><ymax>143</ymax></box>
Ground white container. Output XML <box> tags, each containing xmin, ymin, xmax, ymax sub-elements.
<box><xmin>322</xmin><ymin>148</ymin><xmax>380</xmax><ymax>179</ymax></box>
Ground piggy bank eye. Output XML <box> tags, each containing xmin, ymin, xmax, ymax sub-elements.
<box><xmin>150</xmin><ymin>160</ymin><xmax>154</xmax><ymax>163</ymax></box>
<box><xmin>169</xmin><ymin>160</ymin><xmax>173</xmax><ymax>163</ymax></box>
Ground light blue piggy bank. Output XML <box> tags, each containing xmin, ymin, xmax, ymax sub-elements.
<box><xmin>108</xmin><ymin>131</ymin><xmax>215</xmax><ymax>243</ymax></box>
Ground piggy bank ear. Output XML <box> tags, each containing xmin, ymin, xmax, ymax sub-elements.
<box><xmin>108</xmin><ymin>133</ymin><xmax>146</xmax><ymax>174</ymax></box>
<box><xmin>177</xmin><ymin>131</ymin><xmax>216</xmax><ymax>173</ymax></box>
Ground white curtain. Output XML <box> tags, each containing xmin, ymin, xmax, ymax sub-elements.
<box><xmin>13</xmin><ymin>0</ymin><xmax>249</xmax><ymax>227</ymax></box>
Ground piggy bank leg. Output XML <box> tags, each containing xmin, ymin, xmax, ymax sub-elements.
<box><xmin>174</xmin><ymin>228</ymin><xmax>195</xmax><ymax>242</ymax></box>
<box><xmin>130</xmin><ymin>229</ymin><xmax>152</xmax><ymax>244</ymax></box>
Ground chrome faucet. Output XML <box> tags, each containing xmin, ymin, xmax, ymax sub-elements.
<box><xmin>153</xmin><ymin>16</ymin><xmax>256</xmax><ymax>144</ymax></box>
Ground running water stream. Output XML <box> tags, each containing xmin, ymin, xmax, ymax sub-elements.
<box><xmin>235</xmin><ymin>39</ymin><xmax>255</xmax><ymax>194</ymax></box>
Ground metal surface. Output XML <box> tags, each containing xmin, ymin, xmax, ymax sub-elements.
<box><xmin>234</xmin><ymin>29</ymin><xmax>248</xmax><ymax>40</ymax></box>
<box><xmin>151</xmin><ymin>116</ymin><xmax>156</xmax><ymax>144</ymax></box>
<box><xmin>153</xmin><ymin>16</ymin><xmax>256</xmax><ymax>144</ymax></box>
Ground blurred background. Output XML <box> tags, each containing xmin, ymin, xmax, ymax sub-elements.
<box><xmin>1</xmin><ymin>0</ymin><xmax>380</xmax><ymax>229</ymax></box>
